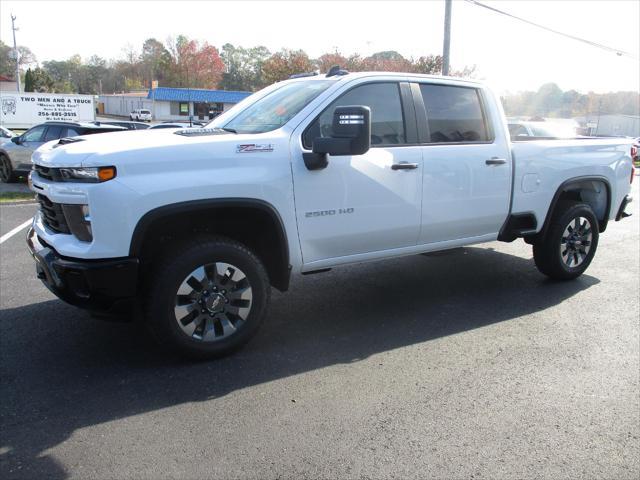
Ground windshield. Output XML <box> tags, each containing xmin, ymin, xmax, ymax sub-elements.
<box><xmin>223</xmin><ymin>81</ymin><xmax>333</xmax><ymax>134</ymax></box>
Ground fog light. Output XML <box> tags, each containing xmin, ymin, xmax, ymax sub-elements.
<box><xmin>61</xmin><ymin>204</ymin><xmax>93</xmax><ymax>242</ymax></box>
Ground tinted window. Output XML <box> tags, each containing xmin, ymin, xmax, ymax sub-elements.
<box><xmin>419</xmin><ymin>84</ymin><xmax>489</xmax><ymax>143</ymax></box>
<box><xmin>304</xmin><ymin>82</ymin><xmax>406</xmax><ymax>148</ymax></box>
<box><xmin>44</xmin><ymin>126</ymin><xmax>64</xmax><ymax>142</ymax></box>
<box><xmin>22</xmin><ymin>126</ymin><xmax>46</xmax><ymax>142</ymax></box>
<box><xmin>64</xmin><ymin>128</ymin><xmax>81</xmax><ymax>137</ymax></box>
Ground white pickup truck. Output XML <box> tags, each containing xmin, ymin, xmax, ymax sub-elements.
<box><xmin>27</xmin><ymin>70</ymin><xmax>634</xmax><ymax>358</ymax></box>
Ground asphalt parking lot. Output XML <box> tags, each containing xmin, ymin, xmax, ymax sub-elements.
<box><xmin>1</xmin><ymin>183</ymin><xmax>638</xmax><ymax>480</ymax></box>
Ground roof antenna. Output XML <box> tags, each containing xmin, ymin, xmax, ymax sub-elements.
<box><xmin>326</xmin><ymin>65</ymin><xmax>349</xmax><ymax>77</ymax></box>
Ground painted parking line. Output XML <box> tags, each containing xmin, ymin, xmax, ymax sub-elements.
<box><xmin>0</xmin><ymin>219</ymin><xmax>32</xmax><ymax>245</ymax></box>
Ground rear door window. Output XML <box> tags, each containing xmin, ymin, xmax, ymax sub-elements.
<box><xmin>43</xmin><ymin>126</ymin><xmax>64</xmax><ymax>142</ymax></box>
<box><xmin>63</xmin><ymin>128</ymin><xmax>81</xmax><ymax>137</ymax></box>
<box><xmin>419</xmin><ymin>84</ymin><xmax>490</xmax><ymax>143</ymax></box>
<box><xmin>304</xmin><ymin>82</ymin><xmax>406</xmax><ymax>148</ymax></box>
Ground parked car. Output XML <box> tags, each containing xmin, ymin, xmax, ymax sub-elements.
<box><xmin>508</xmin><ymin>121</ymin><xmax>578</xmax><ymax>139</ymax></box>
<box><xmin>100</xmin><ymin>120</ymin><xmax>150</xmax><ymax>130</ymax></box>
<box><xmin>0</xmin><ymin>121</ymin><xmax>125</xmax><ymax>182</ymax></box>
<box><xmin>149</xmin><ymin>122</ymin><xmax>204</xmax><ymax>130</ymax></box>
<box><xmin>0</xmin><ymin>125</ymin><xmax>17</xmax><ymax>144</ymax></box>
<box><xmin>130</xmin><ymin>109</ymin><xmax>152</xmax><ymax>122</ymax></box>
<box><xmin>27</xmin><ymin>70</ymin><xmax>634</xmax><ymax>358</ymax></box>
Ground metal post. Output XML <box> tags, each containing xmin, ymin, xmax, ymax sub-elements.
<box><xmin>11</xmin><ymin>14</ymin><xmax>21</xmax><ymax>92</ymax></box>
<box><xmin>442</xmin><ymin>0</ymin><xmax>452</xmax><ymax>76</ymax></box>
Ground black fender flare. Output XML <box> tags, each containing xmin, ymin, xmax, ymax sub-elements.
<box><xmin>129</xmin><ymin>198</ymin><xmax>290</xmax><ymax>288</ymax></box>
<box><xmin>538</xmin><ymin>175</ymin><xmax>611</xmax><ymax>240</ymax></box>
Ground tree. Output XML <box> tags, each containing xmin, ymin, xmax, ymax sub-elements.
<box><xmin>168</xmin><ymin>35</ymin><xmax>225</xmax><ymax>89</ymax></box>
<box><xmin>24</xmin><ymin>68</ymin><xmax>33</xmax><ymax>91</ymax></box>
<box><xmin>532</xmin><ymin>83</ymin><xmax>564</xmax><ymax>117</ymax></box>
<box><xmin>316</xmin><ymin>51</ymin><xmax>347</xmax><ymax>73</ymax></box>
<box><xmin>141</xmin><ymin>38</ymin><xmax>172</xmax><ymax>86</ymax></box>
<box><xmin>23</xmin><ymin>67</ymin><xmax>53</xmax><ymax>92</ymax></box>
<box><xmin>362</xmin><ymin>51</ymin><xmax>413</xmax><ymax>71</ymax></box>
<box><xmin>220</xmin><ymin>43</ymin><xmax>270</xmax><ymax>91</ymax></box>
<box><xmin>412</xmin><ymin>55</ymin><xmax>443</xmax><ymax>74</ymax></box>
<box><xmin>262</xmin><ymin>49</ymin><xmax>314</xmax><ymax>84</ymax></box>
<box><xmin>0</xmin><ymin>41</ymin><xmax>36</xmax><ymax>78</ymax></box>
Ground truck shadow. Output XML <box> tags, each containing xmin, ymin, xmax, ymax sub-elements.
<box><xmin>0</xmin><ymin>246</ymin><xmax>599</xmax><ymax>479</ymax></box>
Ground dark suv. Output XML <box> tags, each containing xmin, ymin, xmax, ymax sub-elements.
<box><xmin>0</xmin><ymin>121</ymin><xmax>126</xmax><ymax>182</ymax></box>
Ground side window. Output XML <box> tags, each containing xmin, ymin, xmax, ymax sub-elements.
<box><xmin>44</xmin><ymin>126</ymin><xmax>64</xmax><ymax>142</ymax></box>
<box><xmin>63</xmin><ymin>128</ymin><xmax>81</xmax><ymax>137</ymax></box>
<box><xmin>303</xmin><ymin>82</ymin><xmax>406</xmax><ymax>148</ymax></box>
<box><xmin>22</xmin><ymin>126</ymin><xmax>46</xmax><ymax>143</ymax></box>
<box><xmin>419</xmin><ymin>84</ymin><xmax>489</xmax><ymax>143</ymax></box>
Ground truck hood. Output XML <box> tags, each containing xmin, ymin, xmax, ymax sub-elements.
<box><xmin>31</xmin><ymin>128</ymin><xmax>244</xmax><ymax>168</ymax></box>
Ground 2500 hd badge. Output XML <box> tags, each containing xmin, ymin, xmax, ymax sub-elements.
<box><xmin>305</xmin><ymin>208</ymin><xmax>355</xmax><ymax>218</ymax></box>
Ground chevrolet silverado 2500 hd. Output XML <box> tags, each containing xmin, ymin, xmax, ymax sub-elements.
<box><xmin>27</xmin><ymin>70</ymin><xmax>635</xmax><ymax>358</ymax></box>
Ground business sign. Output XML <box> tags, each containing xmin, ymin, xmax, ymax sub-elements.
<box><xmin>0</xmin><ymin>92</ymin><xmax>95</xmax><ymax>128</ymax></box>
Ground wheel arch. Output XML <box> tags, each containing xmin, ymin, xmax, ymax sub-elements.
<box><xmin>536</xmin><ymin>176</ymin><xmax>611</xmax><ymax>242</ymax></box>
<box><xmin>130</xmin><ymin>198</ymin><xmax>291</xmax><ymax>291</ymax></box>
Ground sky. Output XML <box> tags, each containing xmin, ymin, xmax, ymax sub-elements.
<box><xmin>1</xmin><ymin>0</ymin><xmax>639</xmax><ymax>95</ymax></box>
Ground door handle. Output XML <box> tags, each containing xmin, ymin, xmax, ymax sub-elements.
<box><xmin>391</xmin><ymin>162</ymin><xmax>419</xmax><ymax>170</ymax></box>
<box><xmin>486</xmin><ymin>157</ymin><xmax>507</xmax><ymax>165</ymax></box>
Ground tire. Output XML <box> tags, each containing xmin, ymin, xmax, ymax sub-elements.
<box><xmin>130</xmin><ymin>115</ymin><xmax>134</xmax><ymax>120</ymax></box>
<box><xmin>0</xmin><ymin>154</ymin><xmax>16</xmax><ymax>183</ymax></box>
<box><xmin>533</xmin><ymin>201</ymin><xmax>599</xmax><ymax>280</ymax></box>
<box><xmin>144</xmin><ymin>235</ymin><xmax>270</xmax><ymax>359</ymax></box>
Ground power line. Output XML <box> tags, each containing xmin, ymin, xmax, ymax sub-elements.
<box><xmin>464</xmin><ymin>0</ymin><xmax>638</xmax><ymax>60</ymax></box>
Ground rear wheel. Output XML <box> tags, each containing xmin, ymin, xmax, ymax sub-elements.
<box><xmin>0</xmin><ymin>154</ymin><xmax>16</xmax><ymax>183</ymax></box>
<box><xmin>145</xmin><ymin>236</ymin><xmax>270</xmax><ymax>359</ymax></box>
<box><xmin>533</xmin><ymin>202</ymin><xmax>599</xmax><ymax>280</ymax></box>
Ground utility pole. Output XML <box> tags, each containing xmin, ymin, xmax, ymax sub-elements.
<box><xmin>442</xmin><ymin>0</ymin><xmax>452</xmax><ymax>76</ymax></box>
<box><xmin>11</xmin><ymin>14</ymin><xmax>21</xmax><ymax>92</ymax></box>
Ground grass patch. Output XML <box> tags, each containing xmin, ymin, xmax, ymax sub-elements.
<box><xmin>0</xmin><ymin>191</ymin><xmax>35</xmax><ymax>203</ymax></box>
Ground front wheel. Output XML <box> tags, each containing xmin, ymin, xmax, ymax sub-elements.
<box><xmin>144</xmin><ymin>236</ymin><xmax>270</xmax><ymax>359</ymax></box>
<box><xmin>533</xmin><ymin>201</ymin><xmax>599</xmax><ymax>280</ymax></box>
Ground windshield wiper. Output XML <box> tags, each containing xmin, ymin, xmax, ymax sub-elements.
<box><xmin>217</xmin><ymin>127</ymin><xmax>237</xmax><ymax>134</ymax></box>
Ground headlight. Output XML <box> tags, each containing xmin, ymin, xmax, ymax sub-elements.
<box><xmin>58</xmin><ymin>166</ymin><xmax>116</xmax><ymax>183</ymax></box>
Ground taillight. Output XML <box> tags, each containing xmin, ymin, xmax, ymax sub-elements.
<box><xmin>631</xmin><ymin>145</ymin><xmax>637</xmax><ymax>158</ymax></box>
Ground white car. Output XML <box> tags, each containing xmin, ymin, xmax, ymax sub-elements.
<box><xmin>130</xmin><ymin>109</ymin><xmax>152</xmax><ymax>122</ymax></box>
<box><xmin>28</xmin><ymin>70</ymin><xmax>635</xmax><ymax>358</ymax></box>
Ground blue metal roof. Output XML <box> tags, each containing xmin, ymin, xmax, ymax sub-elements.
<box><xmin>147</xmin><ymin>87</ymin><xmax>251</xmax><ymax>104</ymax></box>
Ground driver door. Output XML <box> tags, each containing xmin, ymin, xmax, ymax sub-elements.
<box><xmin>291</xmin><ymin>81</ymin><xmax>423</xmax><ymax>268</ymax></box>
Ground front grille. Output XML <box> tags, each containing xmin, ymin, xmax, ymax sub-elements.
<box><xmin>33</xmin><ymin>165</ymin><xmax>62</xmax><ymax>182</ymax></box>
<box><xmin>36</xmin><ymin>194</ymin><xmax>70</xmax><ymax>234</ymax></box>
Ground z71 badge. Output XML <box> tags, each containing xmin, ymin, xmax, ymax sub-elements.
<box><xmin>236</xmin><ymin>143</ymin><xmax>274</xmax><ymax>153</ymax></box>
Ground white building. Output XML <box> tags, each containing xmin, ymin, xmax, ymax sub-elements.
<box><xmin>574</xmin><ymin>114</ymin><xmax>640</xmax><ymax>137</ymax></box>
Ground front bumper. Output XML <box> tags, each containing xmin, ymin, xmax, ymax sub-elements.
<box><xmin>26</xmin><ymin>227</ymin><xmax>139</xmax><ymax>315</ymax></box>
<box><xmin>616</xmin><ymin>195</ymin><xmax>633</xmax><ymax>221</ymax></box>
